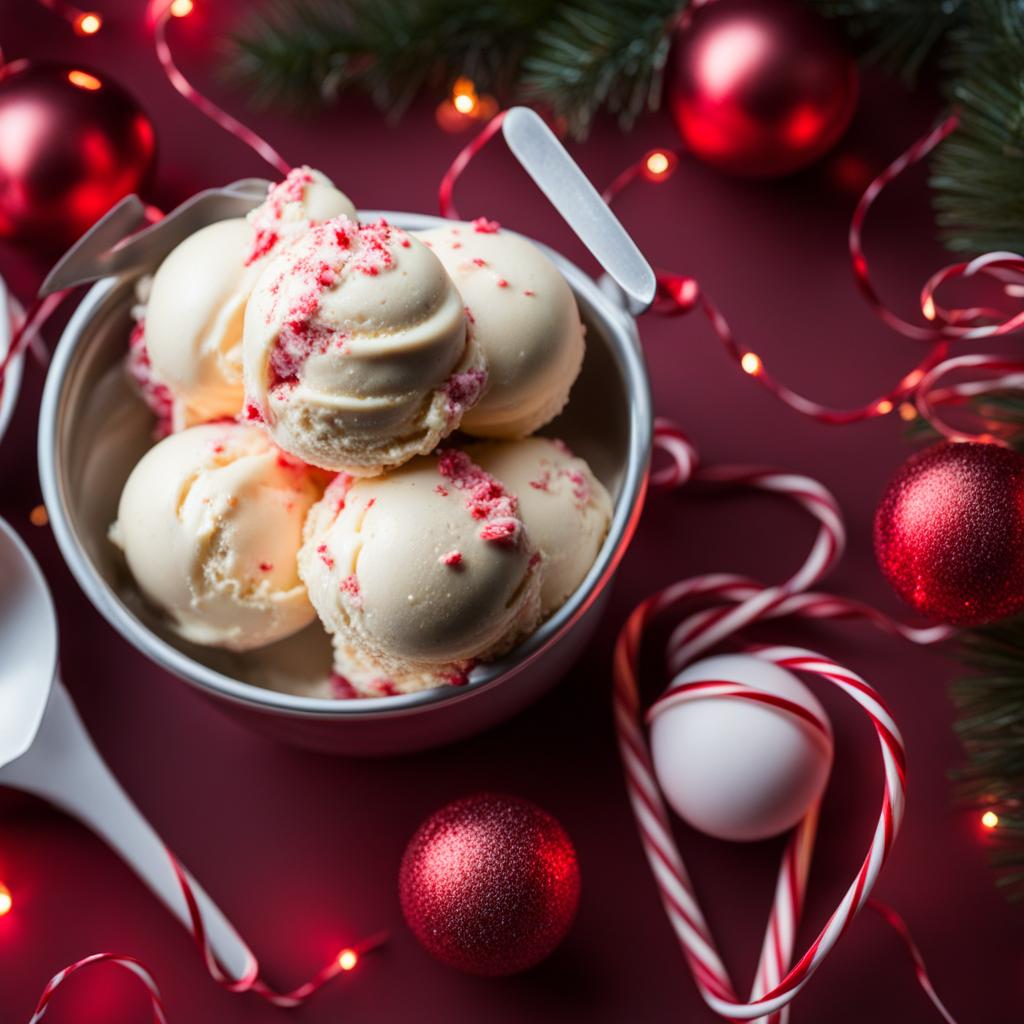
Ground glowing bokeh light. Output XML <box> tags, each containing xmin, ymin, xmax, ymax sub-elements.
<box><xmin>337</xmin><ymin>948</ymin><xmax>358</xmax><ymax>971</ymax></box>
<box><xmin>981</xmin><ymin>810</ymin><xmax>999</xmax><ymax>830</ymax></box>
<box><xmin>170</xmin><ymin>0</ymin><xmax>194</xmax><ymax>17</ymax></box>
<box><xmin>740</xmin><ymin>352</ymin><xmax>763</xmax><ymax>376</ymax></box>
<box><xmin>75</xmin><ymin>12</ymin><xmax>103</xmax><ymax>35</ymax></box>
<box><xmin>67</xmin><ymin>70</ymin><xmax>102</xmax><ymax>91</ymax></box>
<box><xmin>0</xmin><ymin>884</ymin><xmax>12</xmax><ymax>917</ymax></box>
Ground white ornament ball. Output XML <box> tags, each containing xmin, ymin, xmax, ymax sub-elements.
<box><xmin>650</xmin><ymin>653</ymin><xmax>833</xmax><ymax>842</ymax></box>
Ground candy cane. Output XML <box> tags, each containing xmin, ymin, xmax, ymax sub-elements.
<box><xmin>613</xmin><ymin>421</ymin><xmax>957</xmax><ymax>1022</ymax></box>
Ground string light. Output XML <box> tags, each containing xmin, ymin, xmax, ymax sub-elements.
<box><xmin>898</xmin><ymin>402</ymin><xmax>917</xmax><ymax>422</ymax></box>
<box><xmin>740</xmin><ymin>352</ymin><xmax>763</xmax><ymax>376</ymax></box>
<box><xmin>876</xmin><ymin>399</ymin><xmax>894</xmax><ymax>415</ymax></box>
<box><xmin>981</xmin><ymin>810</ymin><xmax>999</xmax><ymax>830</ymax></box>
<box><xmin>643</xmin><ymin>149</ymin><xmax>677</xmax><ymax>182</ymax></box>
<box><xmin>436</xmin><ymin>78</ymin><xmax>497</xmax><ymax>133</ymax></box>
<box><xmin>29</xmin><ymin>505</ymin><xmax>49</xmax><ymax>527</ymax></box>
<box><xmin>0</xmin><ymin>883</ymin><xmax>12</xmax><ymax>917</ymax></box>
<box><xmin>452</xmin><ymin>78</ymin><xmax>478</xmax><ymax>116</ymax></box>
<box><xmin>74</xmin><ymin>10</ymin><xmax>102</xmax><ymax>34</ymax></box>
<box><xmin>169</xmin><ymin>0</ymin><xmax>194</xmax><ymax>16</ymax></box>
<box><xmin>67</xmin><ymin>69</ymin><xmax>102</xmax><ymax>91</ymax></box>
<box><xmin>337</xmin><ymin>949</ymin><xmax>358</xmax><ymax>971</ymax></box>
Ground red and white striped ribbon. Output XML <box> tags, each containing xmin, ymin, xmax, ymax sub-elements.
<box><xmin>28</xmin><ymin>846</ymin><xmax>386</xmax><ymax>1021</ymax></box>
<box><xmin>29</xmin><ymin>953</ymin><xmax>167</xmax><ymax>1024</ymax></box>
<box><xmin>612</xmin><ymin>421</ymin><xmax>957</xmax><ymax>1023</ymax></box>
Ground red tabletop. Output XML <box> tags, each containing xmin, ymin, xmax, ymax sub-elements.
<box><xmin>0</xmin><ymin>3</ymin><xmax>1021</xmax><ymax>1021</ymax></box>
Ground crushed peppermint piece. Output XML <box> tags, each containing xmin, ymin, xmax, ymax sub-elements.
<box><xmin>435</xmin><ymin>484</ymin><xmax>449</xmax><ymax>497</ymax></box>
<box><xmin>324</xmin><ymin>472</ymin><xmax>353</xmax><ymax>514</ymax></box>
<box><xmin>264</xmin><ymin>217</ymin><xmax>398</xmax><ymax>391</ymax></box>
<box><xmin>440</xmin><ymin>550</ymin><xmax>463</xmax><ymax>567</ymax></box>
<box><xmin>443</xmin><ymin>367</ymin><xmax>487</xmax><ymax>420</ymax></box>
<box><xmin>472</xmin><ymin>217</ymin><xmax>500</xmax><ymax>233</ymax></box>
<box><xmin>259</xmin><ymin>561</ymin><xmax>273</xmax><ymax>573</ymax></box>
<box><xmin>245</xmin><ymin>166</ymin><xmax>315</xmax><ymax>266</ymax></box>
<box><xmin>437</xmin><ymin>449</ymin><xmax>524</xmax><ymax>546</ymax></box>
<box><xmin>496</xmin><ymin>278</ymin><xmax>509</xmax><ymax>288</ymax></box>
<box><xmin>523</xmin><ymin>289</ymin><xmax>536</xmax><ymax>297</ymax></box>
<box><xmin>317</xmin><ymin>543</ymin><xmax>335</xmax><ymax>569</ymax></box>
<box><xmin>330</xmin><ymin>672</ymin><xmax>359</xmax><ymax>699</ymax></box>
<box><xmin>340</xmin><ymin>574</ymin><xmax>363</xmax><ymax>607</ymax></box>
<box><xmin>242</xmin><ymin>402</ymin><xmax>264</xmax><ymax>423</ymax></box>
<box><xmin>126</xmin><ymin>320</ymin><xmax>174</xmax><ymax>437</ymax></box>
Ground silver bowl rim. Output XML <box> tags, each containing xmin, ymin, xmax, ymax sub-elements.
<box><xmin>38</xmin><ymin>209</ymin><xmax>652</xmax><ymax>720</ymax></box>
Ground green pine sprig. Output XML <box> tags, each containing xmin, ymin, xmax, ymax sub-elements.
<box><xmin>954</xmin><ymin>625</ymin><xmax>1024</xmax><ymax>901</ymax></box>
<box><xmin>930</xmin><ymin>0</ymin><xmax>1024</xmax><ymax>254</ymax></box>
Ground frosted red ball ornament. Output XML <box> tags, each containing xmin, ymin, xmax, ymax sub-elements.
<box><xmin>399</xmin><ymin>793</ymin><xmax>580</xmax><ymax>975</ymax></box>
<box><xmin>0</xmin><ymin>61</ymin><xmax>156</xmax><ymax>248</ymax></box>
<box><xmin>874</xmin><ymin>441</ymin><xmax>1024</xmax><ymax>626</ymax></box>
<box><xmin>668</xmin><ymin>0</ymin><xmax>858</xmax><ymax>177</ymax></box>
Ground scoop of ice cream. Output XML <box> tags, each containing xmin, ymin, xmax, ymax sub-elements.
<box><xmin>467</xmin><ymin>437</ymin><xmax>612</xmax><ymax>616</ymax></box>
<box><xmin>143</xmin><ymin>168</ymin><xmax>356</xmax><ymax>428</ymax></box>
<box><xmin>111</xmin><ymin>423</ymin><xmax>324</xmax><ymax>651</ymax></box>
<box><xmin>243</xmin><ymin>217</ymin><xmax>482</xmax><ymax>475</ymax></box>
<box><xmin>298</xmin><ymin>449</ymin><xmax>541</xmax><ymax>696</ymax></box>
<box><xmin>416</xmin><ymin>219</ymin><xmax>584</xmax><ymax>438</ymax></box>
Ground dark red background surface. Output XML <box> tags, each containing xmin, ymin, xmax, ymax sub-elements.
<box><xmin>1</xmin><ymin>2</ymin><xmax>1021</xmax><ymax>1021</ymax></box>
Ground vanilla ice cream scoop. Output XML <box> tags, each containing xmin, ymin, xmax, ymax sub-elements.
<box><xmin>416</xmin><ymin>219</ymin><xmax>584</xmax><ymax>438</ymax></box>
<box><xmin>468</xmin><ymin>437</ymin><xmax>612</xmax><ymax>616</ymax></box>
<box><xmin>243</xmin><ymin>217</ymin><xmax>482</xmax><ymax>475</ymax></box>
<box><xmin>111</xmin><ymin>423</ymin><xmax>325</xmax><ymax>651</ymax></box>
<box><xmin>143</xmin><ymin>168</ymin><xmax>356</xmax><ymax>428</ymax></box>
<box><xmin>298</xmin><ymin>449</ymin><xmax>541</xmax><ymax>696</ymax></box>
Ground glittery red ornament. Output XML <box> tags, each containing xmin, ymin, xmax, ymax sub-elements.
<box><xmin>0</xmin><ymin>61</ymin><xmax>156</xmax><ymax>248</ymax></box>
<box><xmin>874</xmin><ymin>441</ymin><xmax>1024</xmax><ymax>626</ymax></box>
<box><xmin>668</xmin><ymin>0</ymin><xmax>858</xmax><ymax>177</ymax></box>
<box><xmin>399</xmin><ymin>793</ymin><xmax>580</xmax><ymax>975</ymax></box>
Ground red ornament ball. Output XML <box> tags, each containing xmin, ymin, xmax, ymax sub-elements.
<box><xmin>399</xmin><ymin>793</ymin><xmax>580</xmax><ymax>975</ymax></box>
<box><xmin>668</xmin><ymin>0</ymin><xmax>858</xmax><ymax>177</ymax></box>
<box><xmin>874</xmin><ymin>441</ymin><xmax>1024</xmax><ymax>626</ymax></box>
<box><xmin>0</xmin><ymin>61</ymin><xmax>156</xmax><ymax>248</ymax></box>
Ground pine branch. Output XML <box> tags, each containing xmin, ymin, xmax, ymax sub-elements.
<box><xmin>225</xmin><ymin>0</ymin><xmax>557</xmax><ymax>114</ymax></box>
<box><xmin>954</xmin><ymin>624</ymin><xmax>1024</xmax><ymax>901</ymax></box>
<box><xmin>810</xmin><ymin>0</ymin><xmax>966</xmax><ymax>81</ymax></box>
<box><xmin>930</xmin><ymin>0</ymin><xmax>1024</xmax><ymax>254</ymax></box>
<box><xmin>519</xmin><ymin>0</ymin><xmax>684</xmax><ymax>138</ymax></box>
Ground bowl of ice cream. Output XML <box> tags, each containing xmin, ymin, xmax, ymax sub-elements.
<box><xmin>38</xmin><ymin>174</ymin><xmax>651</xmax><ymax>755</ymax></box>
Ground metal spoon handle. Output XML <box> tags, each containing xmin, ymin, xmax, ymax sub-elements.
<box><xmin>501</xmin><ymin>106</ymin><xmax>656</xmax><ymax>315</ymax></box>
<box><xmin>0</xmin><ymin>679</ymin><xmax>255</xmax><ymax>983</ymax></box>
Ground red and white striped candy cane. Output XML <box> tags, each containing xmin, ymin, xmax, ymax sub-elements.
<box><xmin>613</xmin><ymin>421</ymin><xmax>957</xmax><ymax>1023</ymax></box>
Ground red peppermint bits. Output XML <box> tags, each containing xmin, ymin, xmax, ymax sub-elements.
<box><xmin>472</xmin><ymin>217</ymin><xmax>500</xmax><ymax>233</ymax></box>
<box><xmin>340</xmin><ymin>574</ymin><xmax>363</xmax><ymax>608</ymax></box>
<box><xmin>436</xmin><ymin>449</ymin><xmax>524</xmax><ymax>546</ymax></box>
<box><xmin>440</xmin><ymin>550</ymin><xmax>463</xmax><ymax>567</ymax></box>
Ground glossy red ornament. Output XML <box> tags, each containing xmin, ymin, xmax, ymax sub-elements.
<box><xmin>668</xmin><ymin>0</ymin><xmax>858</xmax><ymax>177</ymax></box>
<box><xmin>0</xmin><ymin>61</ymin><xmax>156</xmax><ymax>248</ymax></box>
<box><xmin>874</xmin><ymin>441</ymin><xmax>1024</xmax><ymax>626</ymax></box>
<box><xmin>399</xmin><ymin>793</ymin><xmax>580</xmax><ymax>975</ymax></box>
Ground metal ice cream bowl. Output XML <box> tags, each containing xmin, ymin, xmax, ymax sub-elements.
<box><xmin>38</xmin><ymin>204</ymin><xmax>652</xmax><ymax>755</ymax></box>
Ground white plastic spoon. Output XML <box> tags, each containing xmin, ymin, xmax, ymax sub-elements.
<box><xmin>501</xmin><ymin>106</ymin><xmax>657</xmax><ymax>316</ymax></box>
<box><xmin>0</xmin><ymin>515</ymin><xmax>255</xmax><ymax>983</ymax></box>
